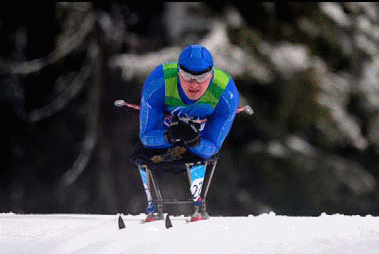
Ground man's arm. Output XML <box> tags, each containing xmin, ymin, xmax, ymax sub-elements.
<box><xmin>139</xmin><ymin>65</ymin><xmax>171</xmax><ymax>149</ymax></box>
<box><xmin>188</xmin><ymin>80</ymin><xmax>239</xmax><ymax>159</ymax></box>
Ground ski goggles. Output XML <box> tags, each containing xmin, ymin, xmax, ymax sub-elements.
<box><xmin>178</xmin><ymin>66</ymin><xmax>213</xmax><ymax>83</ymax></box>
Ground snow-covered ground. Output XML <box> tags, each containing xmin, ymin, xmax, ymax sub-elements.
<box><xmin>2</xmin><ymin>212</ymin><xmax>379</xmax><ymax>254</ymax></box>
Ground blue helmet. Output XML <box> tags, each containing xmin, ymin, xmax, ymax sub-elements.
<box><xmin>178</xmin><ymin>45</ymin><xmax>213</xmax><ymax>74</ymax></box>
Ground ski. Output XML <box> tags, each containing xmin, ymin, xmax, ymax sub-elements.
<box><xmin>118</xmin><ymin>213</ymin><xmax>208</xmax><ymax>229</ymax></box>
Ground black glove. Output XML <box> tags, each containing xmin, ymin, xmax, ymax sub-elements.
<box><xmin>164</xmin><ymin>115</ymin><xmax>201</xmax><ymax>148</ymax></box>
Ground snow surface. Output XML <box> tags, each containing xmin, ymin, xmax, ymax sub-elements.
<box><xmin>2</xmin><ymin>212</ymin><xmax>379</xmax><ymax>254</ymax></box>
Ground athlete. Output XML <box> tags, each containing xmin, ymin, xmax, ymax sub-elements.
<box><xmin>137</xmin><ymin>44</ymin><xmax>239</xmax><ymax>221</ymax></box>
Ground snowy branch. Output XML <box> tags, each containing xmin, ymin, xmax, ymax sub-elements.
<box><xmin>59</xmin><ymin>42</ymin><xmax>100</xmax><ymax>188</ymax></box>
<box><xmin>8</xmin><ymin>3</ymin><xmax>95</xmax><ymax>75</ymax></box>
<box><xmin>28</xmin><ymin>52</ymin><xmax>93</xmax><ymax>122</ymax></box>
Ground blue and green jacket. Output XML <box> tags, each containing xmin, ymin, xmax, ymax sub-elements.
<box><xmin>139</xmin><ymin>63</ymin><xmax>239</xmax><ymax>159</ymax></box>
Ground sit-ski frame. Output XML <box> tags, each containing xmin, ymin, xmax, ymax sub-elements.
<box><xmin>138</xmin><ymin>158</ymin><xmax>218</xmax><ymax>215</ymax></box>
<box><xmin>120</xmin><ymin>99</ymin><xmax>252</xmax><ymax>216</ymax></box>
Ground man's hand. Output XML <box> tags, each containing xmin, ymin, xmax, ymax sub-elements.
<box><xmin>164</xmin><ymin>115</ymin><xmax>201</xmax><ymax>148</ymax></box>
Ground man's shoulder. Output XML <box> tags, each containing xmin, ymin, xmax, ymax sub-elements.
<box><xmin>214</xmin><ymin>75</ymin><xmax>239</xmax><ymax>114</ymax></box>
<box><xmin>218</xmin><ymin>71</ymin><xmax>238</xmax><ymax>100</ymax></box>
<box><xmin>142</xmin><ymin>65</ymin><xmax>166</xmax><ymax>103</ymax></box>
<box><xmin>214</xmin><ymin>67</ymin><xmax>232</xmax><ymax>78</ymax></box>
<box><xmin>225</xmin><ymin>78</ymin><xmax>239</xmax><ymax>99</ymax></box>
<box><xmin>148</xmin><ymin>65</ymin><xmax>165</xmax><ymax>81</ymax></box>
<box><xmin>143</xmin><ymin>65</ymin><xmax>165</xmax><ymax>88</ymax></box>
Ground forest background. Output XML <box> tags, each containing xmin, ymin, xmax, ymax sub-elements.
<box><xmin>2</xmin><ymin>2</ymin><xmax>379</xmax><ymax>216</ymax></box>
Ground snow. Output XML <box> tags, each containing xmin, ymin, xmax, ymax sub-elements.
<box><xmin>2</xmin><ymin>212</ymin><xmax>379</xmax><ymax>254</ymax></box>
<box><xmin>319</xmin><ymin>2</ymin><xmax>351</xmax><ymax>28</ymax></box>
<box><xmin>269</xmin><ymin>42</ymin><xmax>310</xmax><ymax>79</ymax></box>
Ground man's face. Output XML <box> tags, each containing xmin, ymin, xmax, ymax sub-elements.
<box><xmin>178</xmin><ymin>68</ymin><xmax>213</xmax><ymax>100</ymax></box>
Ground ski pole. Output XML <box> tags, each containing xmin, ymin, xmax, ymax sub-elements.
<box><xmin>114</xmin><ymin>100</ymin><xmax>140</xmax><ymax>110</ymax></box>
<box><xmin>237</xmin><ymin>105</ymin><xmax>254</xmax><ymax>115</ymax></box>
<box><xmin>114</xmin><ymin>100</ymin><xmax>254</xmax><ymax>115</ymax></box>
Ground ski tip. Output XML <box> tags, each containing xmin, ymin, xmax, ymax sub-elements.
<box><xmin>118</xmin><ymin>214</ymin><xmax>126</xmax><ymax>229</ymax></box>
<box><xmin>165</xmin><ymin>214</ymin><xmax>173</xmax><ymax>229</ymax></box>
